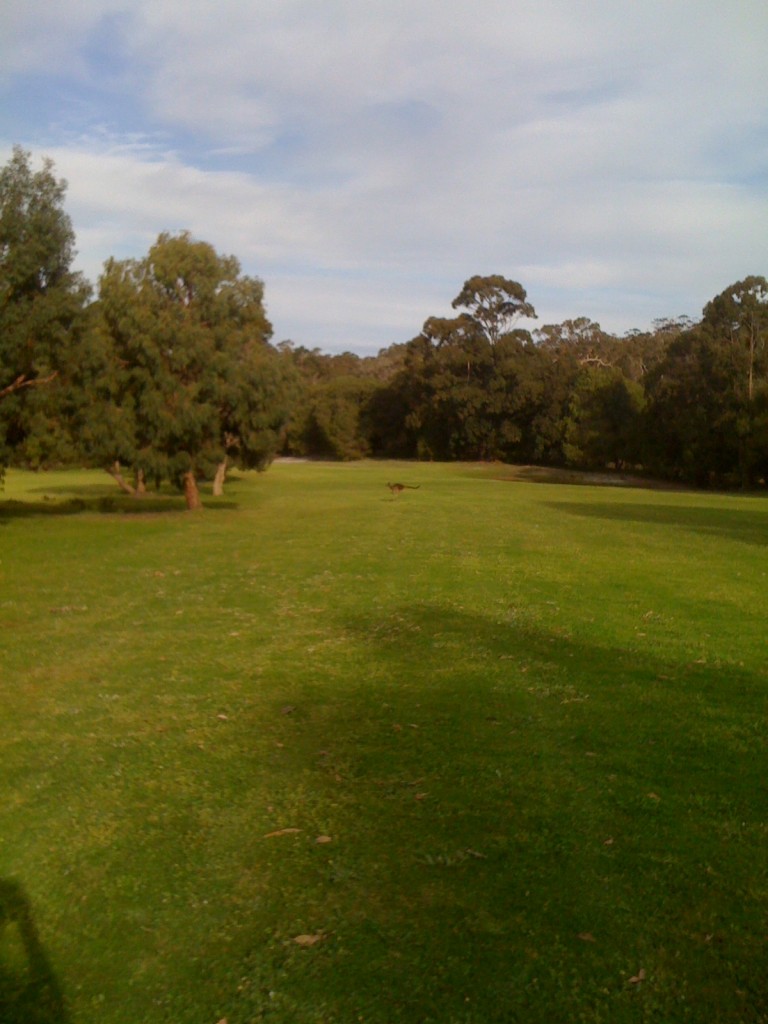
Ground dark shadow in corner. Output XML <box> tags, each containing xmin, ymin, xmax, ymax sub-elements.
<box><xmin>0</xmin><ymin>879</ymin><xmax>69</xmax><ymax>1023</ymax></box>
<box><xmin>545</xmin><ymin>500</ymin><xmax>768</xmax><ymax>548</ymax></box>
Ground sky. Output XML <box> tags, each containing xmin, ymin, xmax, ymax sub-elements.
<box><xmin>1</xmin><ymin>1</ymin><xmax>766</xmax><ymax>356</ymax></box>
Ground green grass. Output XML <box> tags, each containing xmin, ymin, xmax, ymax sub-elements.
<box><xmin>1</xmin><ymin>461</ymin><xmax>767</xmax><ymax>1023</ymax></box>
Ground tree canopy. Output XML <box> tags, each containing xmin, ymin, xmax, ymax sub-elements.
<box><xmin>0</xmin><ymin>146</ymin><xmax>89</xmax><ymax>474</ymax></box>
<box><xmin>84</xmin><ymin>232</ymin><xmax>290</xmax><ymax>508</ymax></box>
<box><xmin>451</xmin><ymin>274</ymin><xmax>537</xmax><ymax>345</ymax></box>
<box><xmin>2</xmin><ymin>145</ymin><xmax>766</xmax><ymax>498</ymax></box>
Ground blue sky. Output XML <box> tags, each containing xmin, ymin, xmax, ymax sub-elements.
<box><xmin>1</xmin><ymin>0</ymin><xmax>766</xmax><ymax>355</ymax></box>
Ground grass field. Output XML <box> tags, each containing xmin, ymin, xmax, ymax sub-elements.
<box><xmin>1</xmin><ymin>460</ymin><xmax>767</xmax><ymax>1023</ymax></box>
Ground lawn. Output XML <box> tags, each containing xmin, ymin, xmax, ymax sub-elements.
<box><xmin>1</xmin><ymin>460</ymin><xmax>766</xmax><ymax>1023</ymax></box>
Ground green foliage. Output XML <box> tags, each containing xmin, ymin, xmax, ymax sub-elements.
<box><xmin>1</xmin><ymin>462</ymin><xmax>767</xmax><ymax>1023</ymax></box>
<box><xmin>280</xmin><ymin>346</ymin><xmax>378</xmax><ymax>460</ymax></box>
<box><xmin>645</xmin><ymin>280</ymin><xmax>768</xmax><ymax>487</ymax></box>
<box><xmin>84</xmin><ymin>232</ymin><xmax>287</xmax><ymax>505</ymax></box>
<box><xmin>0</xmin><ymin>146</ymin><xmax>90</xmax><ymax>471</ymax></box>
<box><xmin>644</xmin><ymin>329</ymin><xmax>738</xmax><ymax>485</ymax></box>
<box><xmin>2</xmin><ymin>147</ymin><xmax>765</xmax><ymax>493</ymax></box>
<box><xmin>451</xmin><ymin>273</ymin><xmax>537</xmax><ymax>345</ymax></box>
<box><xmin>301</xmin><ymin>376</ymin><xmax>378</xmax><ymax>460</ymax></box>
<box><xmin>564</xmin><ymin>367</ymin><xmax>645</xmax><ymax>470</ymax></box>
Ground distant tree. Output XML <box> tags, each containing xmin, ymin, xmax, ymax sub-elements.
<box><xmin>644</xmin><ymin>327</ymin><xmax>734</xmax><ymax>484</ymax></box>
<box><xmin>523</xmin><ymin>350</ymin><xmax>580</xmax><ymax>465</ymax></box>
<box><xmin>0</xmin><ymin>147</ymin><xmax>90</xmax><ymax>476</ymax></box>
<box><xmin>702</xmin><ymin>278</ymin><xmax>767</xmax><ymax>404</ymax></box>
<box><xmin>301</xmin><ymin>376</ymin><xmax>377</xmax><ymax>460</ymax></box>
<box><xmin>452</xmin><ymin>274</ymin><xmax>536</xmax><ymax>346</ymax></box>
<box><xmin>375</xmin><ymin>278</ymin><xmax>539</xmax><ymax>461</ymax></box>
<box><xmin>563</xmin><ymin>367</ymin><xmax>645</xmax><ymax>470</ymax></box>
<box><xmin>701</xmin><ymin>277</ymin><xmax>768</xmax><ymax>486</ymax></box>
<box><xmin>278</xmin><ymin>345</ymin><xmax>383</xmax><ymax>459</ymax></box>
<box><xmin>644</xmin><ymin>279</ymin><xmax>768</xmax><ymax>486</ymax></box>
<box><xmin>85</xmin><ymin>232</ymin><xmax>285</xmax><ymax>508</ymax></box>
<box><xmin>534</xmin><ymin>317</ymin><xmax>616</xmax><ymax>363</ymax></box>
<box><xmin>615</xmin><ymin>320</ymin><xmax>686</xmax><ymax>382</ymax></box>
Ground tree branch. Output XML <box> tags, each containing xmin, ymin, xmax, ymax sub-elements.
<box><xmin>0</xmin><ymin>370</ymin><xmax>58</xmax><ymax>400</ymax></box>
<box><xmin>578</xmin><ymin>356</ymin><xmax>612</xmax><ymax>368</ymax></box>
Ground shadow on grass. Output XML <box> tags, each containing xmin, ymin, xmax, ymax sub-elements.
<box><xmin>258</xmin><ymin>603</ymin><xmax>766</xmax><ymax>1022</ymax></box>
<box><xmin>546</xmin><ymin>500</ymin><xmax>768</xmax><ymax>547</ymax></box>
<box><xmin>0</xmin><ymin>496</ymin><xmax>237</xmax><ymax>522</ymax></box>
<box><xmin>342</xmin><ymin>600</ymin><xmax>764</xmax><ymax>722</ymax></box>
<box><xmin>0</xmin><ymin>880</ymin><xmax>69</xmax><ymax>1024</ymax></box>
<box><xmin>26</xmin><ymin>483</ymin><xmax>132</xmax><ymax>497</ymax></box>
<box><xmin>490</xmin><ymin>465</ymin><xmax>686</xmax><ymax>490</ymax></box>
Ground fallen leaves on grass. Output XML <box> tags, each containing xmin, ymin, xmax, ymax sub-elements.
<box><xmin>315</xmin><ymin>835</ymin><xmax>333</xmax><ymax>844</ymax></box>
<box><xmin>293</xmin><ymin>933</ymin><xmax>325</xmax><ymax>947</ymax></box>
<box><xmin>578</xmin><ymin>932</ymin><xmax>596</xmax><ymax>943</ymax></box>
<box><xmin>647</xmin><ymin>792</ymin><xmax>661</xmax><ymax>801</ymax></box>
<box><xmin>263</xmin><ymin>828</ymin><xmax>302</xmax><ymax>838</ymax></box>
<box><xmin>628</xmin><ymin>968</ymin><xmax>646</xmax><ymax>984</ymax></box>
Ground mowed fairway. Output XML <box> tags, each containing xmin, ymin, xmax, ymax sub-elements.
<box><xmin>1</xmin><ymin>461</ymin><xmax>767</xmax><ymax>1024</ymax></box>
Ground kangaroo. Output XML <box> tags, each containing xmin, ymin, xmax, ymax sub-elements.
<box><xmin>387</xmin><ymin>482</ymin><xmax>420</xmax><ymax>495</ymax></box>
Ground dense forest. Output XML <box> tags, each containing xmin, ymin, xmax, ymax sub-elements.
<box><xmin>2</xmin><ymin>146</ymin><xmax>767</xmax><ymax>506</ymax></box>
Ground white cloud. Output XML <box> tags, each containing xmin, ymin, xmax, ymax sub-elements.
<box><xmin>1</xmin><ymin>0</ymin><xmax>766</xmax><ymax>352</ymax></box>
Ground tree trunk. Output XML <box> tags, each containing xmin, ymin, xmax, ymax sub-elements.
<box><xmin>135</xmin><ymin>467</ymin><xmax>147</xmax><ymax>495</ymax></box>
<box><xmin>183</xmin><ymin>471</ymin><xmax>203</xmax><ymax>511</ymax></box>
<box><xmin>212</xmin><ymin>457</ymin><xmax>228</xmax><ymax>497</ymax></box>
<box><xmin>107</xmin><ymin>462</ymin><xmax>136</xmax><ymax>496</ymax></box>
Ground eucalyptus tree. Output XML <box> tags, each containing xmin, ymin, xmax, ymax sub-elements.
<box><xmin>700</xmin><ymin>277</ymin><xmax>768</xmax><ymax>486</ymax></box>
<box><xmin>451</xmin><ymin>274</ymin><xmax>536</xmax><ymax>346</ymax></box>
<box><xmin>0</xmin><ymin>147</ymin><xmax>90</xmax><ymax>475</ymax></box>
<box><xmin>88</xmin><ymin>232</ymin><xmax>287</xmax><ymax>508</ymax></box>
<box><xmin>563</xmin><ymin>367</ymin><xmax>645</xmax><ymax>470</ymax></box>
<box><xmin>702</xmin><ymin>277</ymin><xmax>767</xmax><ymax>404</ymax></box>
<box><xmin>643</xmin><ymin>279</ymin><xmax>768</xmax><ymax>486</ymax></box>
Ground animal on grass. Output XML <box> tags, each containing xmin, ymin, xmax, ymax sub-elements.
<box><xmin>387</xmin><ymin>482</ymin><xmax>420</xmax><ymax>495</ymax></box>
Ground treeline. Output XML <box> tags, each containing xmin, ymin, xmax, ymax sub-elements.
<box><xmin>277</xmin><ymin>276</ymin><xmax>768</xmax><ymax>490</ymax></box>
<box><xmin>2</xmin><ymin>147</ymin><xmax>767</xmax><ymax>507</ymax></box>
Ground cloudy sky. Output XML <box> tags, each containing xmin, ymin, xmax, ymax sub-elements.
<box><xmin>1</xmin><ymin>1</ymin><xmax>766</xmax><ymax>354</ymax></box>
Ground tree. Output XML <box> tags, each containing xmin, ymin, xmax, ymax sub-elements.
<box><xmin>645</xmin><ymin>279</ymin><xmax>768</xmax><ymax>487</ymax></box>
<box><xmin>0</xmin><ymin>146</ymin><xmax>89</xmax><ymax>476</ymax></box>
<box><xmin>369</xmin><ymin>278</ymin><xmax>539</xmax><ymax>462</ymax></box>
<box><xmin>451</xmin><ymin>274</ymin><xmax>536</xmax><ymax>346</ymax></box>
<box><xmin>213</xmin><ymin>338</ymin><xmax>297</xmax><ymax>493</ymax></box>
<box><xmin>85</xmin><ymin>232</ymin><xmax>284</xmax><ymax>508</ymax></box>
<box><xmin>702</xmin><ymin>277</ymin><xmax>768</xmax><ymax>404</ymax></box>
<box><xmin>644</xmin><ymin>325</ymin><xmax>743</xmax><ymax>485</ymax></box>
<box><xmin>278</xmin><ymin>345</ymin><xmax>375</xmax><ymax>459</ymax></box>
<box><xmin>563</xmin><ymin>367</ymin><xmax>645</xmax><ymax>470</ymax></box>
<box><xmin>301</xmin><ymin>376</ymin><xmax>377</xmax><ymax>460</ymax></box>
<box><xmin>701</xmin><ymin>278</ymin><xmax>768</xmax><ymax>486</ymax></box>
